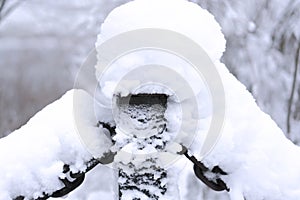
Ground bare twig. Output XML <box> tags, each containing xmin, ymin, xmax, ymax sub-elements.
<box><xmin>287</xmin><ymin>43</ymin><xmax>300</xmax><ymax>134</ymax></box>
<box><xmin>0</xmin><ymin>0</ymin><xmax>24</xmax><ymax>24</ymax></box>
<box><xmin>271</xmin><ymin>0</ymin><xmax>299</xmax><ymax>47</ymax></box>
<box><xmin>0</xmin><ymin>0</ymin><xmax>6</xmax><ymax>14</ymax></box>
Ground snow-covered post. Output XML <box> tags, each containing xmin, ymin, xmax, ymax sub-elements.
<box><xmin>94</xmin><ymin>1</ymin><xmax>227</xmax><ymax>199</ymax></box>
<box><xmin>113</xmin><ymin>94</ymin><xmax>169</xmax><ymax>199</ymax></box>
<box><xmin>2</xmin><ymin>0</ymin><xmax>300</xmax><ymax>199</ymax></box>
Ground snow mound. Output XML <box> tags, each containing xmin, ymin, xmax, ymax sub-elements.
<box><xmin>205</xmin><ymin>63</ymin><xmax>300</xmax><ymax>200</ymax></box>
<box><xmin>0</xmin><ymin>89</ymin><xmax>111</xmax><ymax>200</ymax></box>
<box><xmin>95</xmin><ymin>0</ymin><xmax>225</xmax><ymax>102</ymax></box>
<box><xmin>97</xmin><ymin>0</ymin><xmax>225</xmax><ymax>62</ymax></box>
<box><xmin>94</xmin><ymin>0</ymin><xmax>219</xmax><ymax>156</ymax></box>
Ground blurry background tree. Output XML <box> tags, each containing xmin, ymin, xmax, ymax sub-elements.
<box><xmin>0</xmin><ymin>0</ymin><xmax>127</xmax><ymax>137</ymax></box>
<box><xmin>0</xmin><ymin>0</ymin><xmax>299</xmax><ymax>199</ymax></box>
<box><xmin>1</xmin><ymin>0</ymin><xmax>298</xmax><ymax>141</ymax></box>
<box><xmin>195</xmin><ymin>0</ymin><xmax>300</xmax><ymax>144</ymax></box>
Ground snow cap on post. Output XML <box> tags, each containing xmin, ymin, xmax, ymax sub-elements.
<box><xmin>91</xmin><ymin>0</ymin><xmax>226</xmax><ymax>160</ymax></box>
<box><xmin>94</xmin><ymin>0</ymin><xmax>226</xmax><ymax>101</ymax></box>
<box><xmin>97</xmin><ymin>0</ymin><xmax>226</xmax><ymax>62</ymax></box>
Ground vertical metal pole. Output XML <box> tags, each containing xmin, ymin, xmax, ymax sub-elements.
<box><xmin>114</xmin><ymin>94</ymin><xmax>169</xmax><ymax>200</ymax></box>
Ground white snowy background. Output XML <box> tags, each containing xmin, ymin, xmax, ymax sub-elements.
<box><xmin>0</xmin><ymin>0</ymin><xmax>300</xmax><ymax>199</ymax></box>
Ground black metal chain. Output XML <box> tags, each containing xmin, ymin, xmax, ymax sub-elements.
<box><xmin>14</xmin><ymin>158</ymin><xmax>101</xmax><ymax>200</ymax></box>
<box><xmin>180</xmin><ymin>145</ymin><xmax>230</xmax><ymax>192</ymax></box>
<box><xmin>13</xmin><ymin>121</ymin><xmax>117</xmax><ymax>200</ymax></box>
<box><xmin>13</xmin><ymin>121</ymin><xmax>229</xmax><ymax>200</ymax></box>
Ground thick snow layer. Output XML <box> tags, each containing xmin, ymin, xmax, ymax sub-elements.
<box><xmin>2</xmin><ymin>0</ymin><xmax>300</xmax><ymax>199</ymax></box>
<box><xmin>97</xmin><ymin>0</ymin><xmax>225</xmax><ymax>62</ymax></box>
<box><xmin>92</xmin><ymin>0</ymin><xmax>300</xmax><ymax>199</ymax></box>
<box><xmin>95</xmin><ymin>0</ymin><xmax>224</xmax><ymax>104</ymax></box>
<box><xmin>204</xmin><ymin>62</ymin><xmax>300</xmax><ymax>200</ymax></box>
<box><xmin>94</xmin><ymin>0</ymin><xmax>216</xmax><ymax>157</ymax></box>
<box><xmin>0</xmin><ymin>89</ymin><xmax>111</xmax><ymax>200</ymax></box>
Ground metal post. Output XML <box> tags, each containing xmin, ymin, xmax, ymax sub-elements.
<box><xmin>114</xmin><ymin>94</ymin><xmax>169</xmax><ymax>200</ymax></box>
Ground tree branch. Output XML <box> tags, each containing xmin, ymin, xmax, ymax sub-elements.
<box><xmin>0</xmin><ymin>0</ymin><xmax>6</xmax><ymax>14</ymax></box>
<box><xmin>0</xmin><ymin>0</ymin><xmax>24</xmax><ymax>24</ymax></box>
<box><xmin>287</xmin><ymin>42</ymin><xmax>300</xmax><ymax>134</ymax></box>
